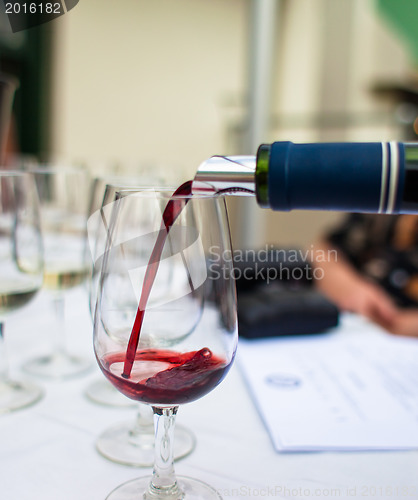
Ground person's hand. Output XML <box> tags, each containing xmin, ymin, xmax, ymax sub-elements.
<box><xmin>318</xmin><ymin>267</ymin><xmax>398</xmax><ymax>330</ymax></box>
<box><xmin>313</xmin><ymin>240</ymin><xmax>418</xmax><ymax>337</ymax></box>
<box><xmin>314</xmin><ymin>240</ymin><xmax>398</xmax><ymax>330</ymax></box>
<box><xmin>386</xmin><ymin>309</ymin><xmax>418</xmax><ymax>337</ymax></box>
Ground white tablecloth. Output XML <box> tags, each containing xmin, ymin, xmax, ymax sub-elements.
<box><xmin>1</xmin><ymin>288</ymin><xmax>417</xmax><ymax>499</ymax></box>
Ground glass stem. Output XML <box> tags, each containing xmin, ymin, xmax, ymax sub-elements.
<box><xmin>52</xmin><ymin>294</ymin><xmax>67</xmax><ymax>356</ymax></box>
<box><xmin>146</xmin><ymin>406</ymin><xmax>183</xmax><ymax>499</ymax></box>
<box><xmin>0</xmin><ymin>322</ymin><xmax>9</xmax><ymax>383</ymax></box>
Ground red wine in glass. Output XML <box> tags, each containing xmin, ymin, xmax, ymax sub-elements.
<box><xmin>102</xmin><ymin>347</ymin><xmax>229</xmax><ymax>405</ymax></box>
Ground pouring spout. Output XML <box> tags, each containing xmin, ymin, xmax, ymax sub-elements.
<box><xmin>193</xmin><ymin>155</ymin><xmax>256</xmax><ymax>195</ymax></box>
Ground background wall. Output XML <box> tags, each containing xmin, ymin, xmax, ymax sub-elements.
<box><xmin>50</xmin><ymin>0</ymin><xmax>248</xmax><ymax>180</ymax></box>
<box><xmin>48</xmin><ymin>0</ymin><xmax>415</xmax><ymax>249</ymax></box>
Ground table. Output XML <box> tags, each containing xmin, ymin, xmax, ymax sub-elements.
<box><xmin>1</xmin><ymin>287</ymin><xmax>417</xmax><ymax>499</ymax></box>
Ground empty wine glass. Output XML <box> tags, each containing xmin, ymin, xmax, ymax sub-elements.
<box><xmin>23</xmin><ymin>164</ymin><xmax>92</xmax><ymax>379</ymax></box>
<box><xmin>0</xmin><ymin>170</ymin><xmax>44</xmax><ymax>413</ymax></box>
<box><xmin>87</xmin><ymin>180</ymin><xmax>195</xmax><ymax>466</ymax></box>
<box><xmin>94</xmin><ymin>187</ymin><xmax>237</xmax><ymax>498</ymax></box>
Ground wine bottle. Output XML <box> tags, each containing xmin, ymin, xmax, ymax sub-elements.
<box><xmin>194</xmin><ymin>141</ymin><xmax>418</xmax><ymax>214</ymax></box>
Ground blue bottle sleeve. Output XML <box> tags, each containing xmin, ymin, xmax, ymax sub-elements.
<box><xmin>267</xmin><ymin>141</ymin><xmax>405</xmax><ymax>213</ymax></box>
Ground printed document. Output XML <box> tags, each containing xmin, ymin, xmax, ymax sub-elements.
<box><xmin>238</xmin><ymin>314</ymin><xmax>418</xmax><ymax>451</ymax></box>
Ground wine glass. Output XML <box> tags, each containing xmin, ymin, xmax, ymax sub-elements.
<box><xmin>94</xmin><ymin>187</ymin><xmax>237</xmax><ymax>498</ymax></box>
<box><xmin>23</xmin><ymin>164</ymin><xmax>92</xmax><ymax>379</ymax></box>
<box><xmin>87</xmin><ymin>180</ymin><xmax>196</xmax><ymax>466</ymax></box>
<box><xmin>0</xmin><ymin>170</ymin><xmax>44</xmax><ymax>413</ymax></box>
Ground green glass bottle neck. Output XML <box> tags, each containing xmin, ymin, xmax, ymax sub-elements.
<box><xmin>255</xmin><ymin>144</ymin><xmax>271</xmax><ymax>208</ymax></box>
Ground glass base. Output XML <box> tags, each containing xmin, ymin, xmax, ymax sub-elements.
<box><xmin>106</xmin><ymin>475</ymin><xmax>222</xmax><ymax>499</ymax></box>
<box><xmin>96</xmin><ymin>421</ymin><xmax>196</xmax><ymax>467</ymax></box>
<box><xmin>85</xmin><ymin>379</ymin><xmax>136</xmax><ymax>408</ymax></box>
<box><xmin>0</xmin><ymin>379</ymin><xmax>43</xmax><ymax>414</ymax></box>
<box><xmin>23</xmin><ymin>352</ymin><xmax>92</xmax><ymax>380</ymax></box>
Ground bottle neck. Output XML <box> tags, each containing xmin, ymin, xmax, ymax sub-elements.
<box><xmin>256</xmin><ymin>141</ymin><xmax>412</xmax><ymax>214</ymax></box>
<box><xmin>195</xmin><ymin>141</ymin><xmax>418</xmax><ymax>215</ymax></box>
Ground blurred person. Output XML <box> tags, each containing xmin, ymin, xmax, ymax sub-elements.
<box><xmin>313</xmin><ymin>213</ymin><xmax>418</xmax><ymax>337</ymax></box>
